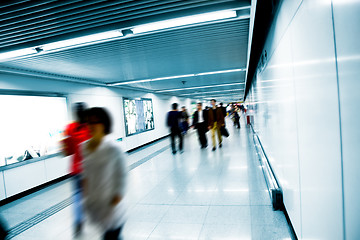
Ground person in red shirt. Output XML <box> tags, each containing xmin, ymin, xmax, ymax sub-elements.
<box><xmin>63</xmin><ymin>102</ymin><xmax>91</xmax><ymax>237</ymax></box>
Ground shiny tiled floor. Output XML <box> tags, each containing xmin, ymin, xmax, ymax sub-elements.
<box><xmin>0</xmin><ymin>120</ymin><xmax>293</xmax><ymax>240</ymax></box>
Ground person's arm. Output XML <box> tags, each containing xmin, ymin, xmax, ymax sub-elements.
<box><xmin>166</xmin><ymin>112</ymin><xmax>170</xmax><ymax>127</ymax></box>
<box><xmin>218</xmin><ymin>109</ymin><xmax>225</xmax><ymax>126</ymax></box>
<box><xmin>208</xmin><ymin>109</ymin><xmax>213</xmax><ymax>129</ymax></box>
<box><xmin>82</xmin><ymin>178</ymin><xmax>88</xmax><ymax>197</ymax></box>
<box><xmin>192</xmin><ymin>112</ymin><xmax>198</xmax><ymax>127</ymax></box>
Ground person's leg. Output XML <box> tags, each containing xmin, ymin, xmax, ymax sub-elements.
<box><xmin>197</xmin><ymin>124</ymin><xmax>205</xmax><ymax>148</ymax></box>
<box><xmin>103</xmin><ymin>226</ymin><xmax>122</xmax><ymax>240</ymax></box>
<box><xmin>170</xmin><ymin>130</ymin><xmax>176</xmax><ymax>153</ymax></box>
<box><xmin>216</xmin><ymin>124</ymin><xmax>222</xmax><ymax>146</ymax></box>
<box><xmin>72</xmin><ymin>174</ymin><xmax>84</xmax><ymax>235</ymax></box>
<box><xmin>200</xmin><ymin>123</ymin><xmax>207</xmax><ymax>147</ymax></box>
<box><xmin>202</xmin><ymin>124</ymin><xmax>208</xmax><ymax>147</ymax></box>
<box><xmin>197</xmin><ymin>127</ymin><xmax>203</xmax><ymax>147</ymax></box>
<box><xmin>211</xmin><ymin>122</ymin><xmax>217</xmax><ymax>149</ymax></box>
<box><xmin>178</xmin><ymin>128</ymin><xmax>183</xmax><ymax>151</ymax></box>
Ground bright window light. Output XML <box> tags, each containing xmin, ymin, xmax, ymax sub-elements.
<box><xmin>41</xmin><ymin>30</ymin><xmax>123</xmax><ymax>51</ymax></box>
<box><xmin>0</xmin><ymin>48</ymin><xmax>37</xmax><ymax>61</ymax></box>
<box><xmin>132</xmin><ymin>10</ymin><xmax>237</xmax><ymax>34</ymax></box>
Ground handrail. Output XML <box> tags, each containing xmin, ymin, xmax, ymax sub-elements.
<box><xmin>250</xmin><ymin>124</ymin><xmax>283</xmax><ymax>210</ymax></box>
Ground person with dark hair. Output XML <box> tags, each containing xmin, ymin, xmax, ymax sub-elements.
<box><xmin>167</xmin><ymin>103</ymin><xmax>183</xmax><ymax>154</ymax></box>
<box><xmin>81</xmin><ymin>107</ymin><xmax>127</xmax><ymax>240</ymax></box>
<box><xmin>192</xmin><ymin>103</ymin><xmax>208</xmax><ymax>149</ymax></box>
<box><xmin>62</xmin><ymin>102</ymin><xmax>91</xmax><ymax>237</ymax></box>
<box><xmin>208</xmin><ymin>99</ymin><xmax>225</xmax><ymax>151</ymax></box>
<box><xmin>219</xmin><ymin>103</ymin><xmax>227</xmax><ymax>119</ymax></box>
<box><xmin>180</xmin><ymin>106</ymin><xmax>189</xmax><ymax>135</ymax></box>
<box><xmin>233</xmin><ymin>106</ymin><xmax>241</xmax><ymax>129</ymax></box>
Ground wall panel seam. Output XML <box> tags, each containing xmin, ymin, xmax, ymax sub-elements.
<box><xmin>330</xmin><ymin>1</ymin><xmax>346</xmax><ymax>239</ymax></box>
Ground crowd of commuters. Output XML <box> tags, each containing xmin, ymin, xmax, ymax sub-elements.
<box><xmin>167</xmin><ymin>99</ymin><xmax>245</xmax><ymax>153</ymax></box>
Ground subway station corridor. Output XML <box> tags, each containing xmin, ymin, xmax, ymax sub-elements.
<box><xmin>0</xmin><ymin>119</ymin><xmax>292</xmax><ymax>240</ymax></box>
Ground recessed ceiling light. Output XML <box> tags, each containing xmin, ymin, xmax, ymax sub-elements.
<box><xmin>41</xmin><ymin>30</ymin><xmax>123</xmax><ymax>51</ymax></box>
<box><xmin>132</xmin><ymin>10</ymin><xmax>237</xmax><ymax>34</ymax></box>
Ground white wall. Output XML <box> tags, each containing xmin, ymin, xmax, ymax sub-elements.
<box><xmin>332</xmin><ymin>0</ymin><xmax>360</xmax><ymax>239</ymax></box>
<box><xmin>245</xmin><ymin>0</ymin><xmax>360</xmax><ymax>239</ymax></box>
<box><xmin>0</xmin><ymin>72</ymin><xmax>192</xmax><ymax>151</ymax></box>
<box><xmin>0</xmin><ymin>72</ymin><xmax>193</xmax><ymax>199</ymax></box>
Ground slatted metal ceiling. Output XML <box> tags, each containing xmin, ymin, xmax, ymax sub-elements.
<box><xmin>0</xmin><ymin>0</ymin><xmax>251</xmax><ymax>101</ymax></box>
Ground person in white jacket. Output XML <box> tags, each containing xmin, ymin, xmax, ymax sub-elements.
<box><xmin>81</xmin><ymin>107</ymin><xmax>127</xmax><ymax>240</ymax></box>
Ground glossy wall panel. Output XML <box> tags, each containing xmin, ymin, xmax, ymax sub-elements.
<box><xmin>290</xmin><ymin>1</ymin><xmax>343</xmax><ymax>239</ymax></box>
<box><xmin>247</xmin><ymin>0</ymin><xmax>347</xmax><ymax>239</ymax></box>
<box><xmin>253</xmin><ymin>30</ymin><xmax>302</xmax><ymax>237</ymax></box>
<box><xmin>332</xmin><ymin>0</ymin><xmax>360</xmax><ymax>238</ymax></box>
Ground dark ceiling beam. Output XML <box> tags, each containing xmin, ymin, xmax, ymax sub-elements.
<box><xmin>244</xmin><ymin>0</ymin><xmax>281</xmax><ymax>100</ymax></box>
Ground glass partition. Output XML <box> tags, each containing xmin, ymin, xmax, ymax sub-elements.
<box><xmin>0</xmin><ymin>93</ymin><xmax>68</xmax><ymax>167</ymax></box>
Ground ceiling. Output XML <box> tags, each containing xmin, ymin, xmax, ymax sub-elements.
<box><xmin>0</xmin><ymin>0</ymin><xmax>251</xmax><ymax>102</ymax></box>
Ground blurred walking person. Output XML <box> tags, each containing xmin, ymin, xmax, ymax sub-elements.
<box><xmin>167</xmin><ymin>103</ymin><xmax>183</xmax><ymax>154</ymax></box>
<box><xmin>233</xmin><ymin>106</ymin><xmax>241</xmax><ymax>129</ymax></box>
<box><xmin>62</xmin><ymin>102</ymin><xmax>91</xmax><ymax>237</ymax></box>
<box><xmin>208</xmin><ymin>99</ymin><xmax>225</xmax><ymax>151</ymax></box>
<box><xmin>180</xmin><ymin>106</ymin><xmax>190</xmax><ymax>135</ymax></box>
<box><xmin>82</xmin><ymin>107</ymin><xmax>127</xmax><ymax>240</ymax></box>
<box><xmin>192</xmin><ymin>103</ymin><xmax>208</xmax><ymax>149</ymax></box>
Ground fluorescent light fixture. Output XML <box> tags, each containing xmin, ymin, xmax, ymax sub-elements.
<box><xmin>41</xmin><ymin>30</ymin><xmax>123</xmax><ymax>51</ymax></box>
<box><xmin>109</xmin><ymin>74</ymin><xmax>195</xmax><ymax>86</ymax></box>
<box><xmin>132</xmin><ymin>10</ymin><xmax>237</xmax><ymax>34</ymax></box>
<box><xmin>108</xmin><ymin>68</ymin><xmax>246</xmax><ymax>87</ymax></box>
<box><xmin>180</xmin><ymin>88</ymin><xmax>244</xmax><ymax>96</ymax></box>
<box><xmin>110</xmin><ymin>79</ymin><xmax>152</xmax><ymax>86</ymax></box>
<box><xmin>0</xmin><ymin>48</ymin><xmax>37</xmax><ymax>61</ymax></box>
<box><xmin>152</xmin><ymin>74</ymin><xmax>195</xmax><ymax>81</ymax></box>
<box><xmin>196</xmin><ymin>68</ymin><xmax>245</xmax><ymax>76</ymax></box>
<box><xmin>157</xmin><ymin>82</ymin><xmax>245</xmax><ymax>93</ymax></box>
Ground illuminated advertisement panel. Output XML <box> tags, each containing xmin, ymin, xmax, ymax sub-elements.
<box><xmin>123</xmin><ymin>98</ymin><xmax>154</xmax><ymax>136</ymax></box>
<box><xmin>0</xmin><ymin>92</ymin><xmax>68</xmax><ymax>166</ymax></box>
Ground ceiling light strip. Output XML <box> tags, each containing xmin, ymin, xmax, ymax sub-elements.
<box><xmin>41</xmin><ymin>30</ymin><xmax>123</xmax><ymax>51</ymax></box>
<box><xmin>157</xmin><ymin>82</ymin><xmax>245</xmax><ymax>93</ymax></box>
<box><xmin>132</xmin><ymin>10</ymin><xmax>237</xmax><ymax>34</ymax></box>
<box><xmin>180</xmin><ymin>88</ymin><xmax>245</xmax><ymax>96</ymax></box>
<box><xmin>0</xmin><ymin>8</ymin><xmax>246</xmax><ymax>61</ymax></box>
<box><xmin>0</xmin><ymin>48</ymin><xmax>36</xmax><ymax>61</ymax></box>
<box><xmin>109</xmin><ymin>68</ymin><xmax>246</xmax><ymax>86</ymax></box>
